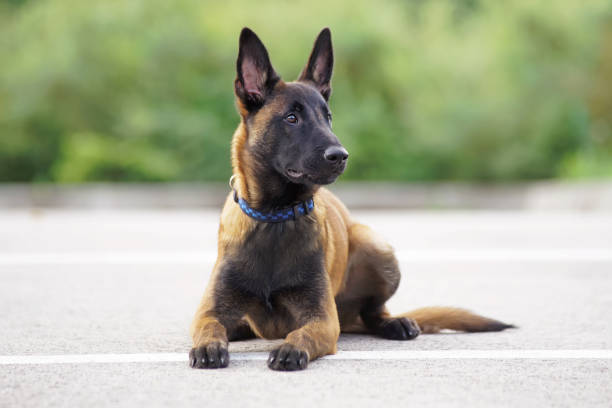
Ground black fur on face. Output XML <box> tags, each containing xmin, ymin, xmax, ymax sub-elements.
<box><xmin>264</xmin><ymin>83</ymin><xmax>346</xmax><ymax>186</ymax></box>
<box><xmin>234</xmin><ymin>28</ymin><xmax>348</xmax><ymax>201</ymax></box>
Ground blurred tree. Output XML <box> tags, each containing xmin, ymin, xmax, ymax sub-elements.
<box><xmin>0</xmin><ymin>0</ymin><xmax>610</xmax><ymax>182</ymax></box>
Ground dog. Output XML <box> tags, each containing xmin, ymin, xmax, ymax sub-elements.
<box><xmin>189</xmin><ymin>27</ymin><xmax>514</xmax><ymax>371</ymax></box>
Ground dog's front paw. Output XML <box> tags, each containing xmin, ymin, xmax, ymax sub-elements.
<box><xmin>267</xmin><ymin>343</ymin><xmax>309</xmax><ymax>371</ymax></box>
<box><xmin>378</xmin><ymin>317</ymin><xmax>420</xmax><ymax>340</ymax></box>
<box><xmin>189</xmin><ymin>341</ymin><xmax>229</xmax><ymax>369</ymax></box>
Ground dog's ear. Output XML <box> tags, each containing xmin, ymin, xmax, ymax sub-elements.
<box><xmin>298</xmin><ymin>28</ymin><xmax>334</xmax><ymax>101</ymax></box>
<box><xmin>235</xmin><ymin>28</ymin><xmax>280</xmax><ymax>111</ymax></box>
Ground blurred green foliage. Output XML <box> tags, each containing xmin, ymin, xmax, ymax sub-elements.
<box><xmin>1</xmin><ymin>0</ymin><xmax>611</xmax><ymax>182</ymax></box>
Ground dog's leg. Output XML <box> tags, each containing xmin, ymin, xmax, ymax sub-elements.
<box><xmin>189</xmin><ymin>315</ymin><xmax>230</xmax><ymax>369</ymax></box>
<box><xmin>361</xmin><ymin>301</ymin><xmax>420</xmax><ymax>340</ymax></box>
<box><xmin>189</xmin><ymin>272</ymin><xmax>247</xmax><ymax>369</ymax></box>
<box><xmin>342</xmin><ymin>223</ymin><xmax>420</xmax><ymax>340</ymax></box>
<box><xmin>267</xmin><ymin>280</ymin><xmax>340</xmax><ymax>371</ymax></box>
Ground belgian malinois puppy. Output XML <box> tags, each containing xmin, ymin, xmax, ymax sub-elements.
<box><xmin>190</xmin><ymin>27</ymin><xmax>513</xmax><ymax>371</ymax></box>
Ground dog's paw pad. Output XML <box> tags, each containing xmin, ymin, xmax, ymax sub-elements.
<box><xmin>189</xmin><ymin>342</ymin><xmax>229</xmax><ymax>369</ymax></box>
<box><xmin>267</xmin><ymin>343</ymin><xmax>309</xmax><ymax>371</ymax></box>
<box><xmin>378</xmin><ymin>317</ymin><xmax>421</xmax><ymax>340</ymax></box>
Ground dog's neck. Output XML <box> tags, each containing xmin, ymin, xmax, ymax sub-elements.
<box><xmin>231</xmin><ymin>123</ymin><xmax>317</xmax><ymax>212</ymax></box>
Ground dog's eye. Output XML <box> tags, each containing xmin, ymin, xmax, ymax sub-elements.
<box><xmin>285</xmin><ymin>114</ymin><xmax>298</xmax><ymax>124</ymax></box>
<box><xmin>327</xmin><ymin>113</ymin><xmax>332</xmax><ymax>123</ymax></box>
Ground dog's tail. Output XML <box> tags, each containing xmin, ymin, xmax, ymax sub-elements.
<box><xmin>399</xmin><ymin>306</ymin><xmax>515</xmax><ymax>334</ymax></box>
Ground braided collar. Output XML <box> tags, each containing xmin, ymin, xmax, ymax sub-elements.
<box><xmin>233</xmin><ymin>190</ymin><xmax>314</xmax><ymax>223</ymax></box>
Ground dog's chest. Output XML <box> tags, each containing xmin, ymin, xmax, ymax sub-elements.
<box><xmin>221</xmin><ymin>221</ymin><xmax>324</xmax><ymax>302</ymax></box>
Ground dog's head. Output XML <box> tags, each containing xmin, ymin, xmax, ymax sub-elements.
<box><xmin>234</xmin><ymin>28</ymin><xmax>348</xmax><ymax>187</ymax></box>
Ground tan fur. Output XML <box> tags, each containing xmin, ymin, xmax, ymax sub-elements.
<box><xmin>400</xmin><ymin>307</ymin><xmax>515</xmax><ymax>334</ymax></box>
<box><xmin>231</xmin><ymin>82</ymin><xmax>289</xmax><ymax>207</ymax></box>
<box><xmin>192</xmin><ymin>139</ymin><xmax>512</xmax><ymax>358</ymax></box>
<box><xmin>189</xmin><ymin>259</ymin><xmax>229</xmax><ymax>348</ymax></box>
<box><xmin>192</xmin><ymin>149</ymin><xmax>347</xmax><ymax>359</ymax></box>
<box><xmin>191</xmin><ymin>83</ymin><xmax>512</xmax><ymax>368</ymax></box>
<box><xmin>190</xmin><ymin>28</ymin><xmax>513</xmax><ymax>371</ymax></box>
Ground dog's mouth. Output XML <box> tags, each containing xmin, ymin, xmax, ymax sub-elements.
<box><xmin>286</xmin><ymin>168</ymin><xmax>305</xmax><ymax>180</ymax></box>
<box><xmin>285</xmin><ymin>167</ymin><xmax>343</xmax><ymax>186</ymax></box>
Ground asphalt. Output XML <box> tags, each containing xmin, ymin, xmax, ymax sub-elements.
<box><xmin>1</xmin><ymin>209</ymin><xmax>611</xmax><ymax>407</ymax></box>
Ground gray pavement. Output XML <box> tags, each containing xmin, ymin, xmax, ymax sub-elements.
<box><xmin>1</xmin><ymin>209</ymin><xmax>611</xmax><ymax>407</ymax></box>
<box><xmin>2</xmin><ymin>181</ymin><xmax>612</xmax><ymax>210</ymax></box>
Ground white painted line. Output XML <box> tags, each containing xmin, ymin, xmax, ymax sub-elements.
<box><xmin>325</xmin><ymin>350</ymin><xmax>612</xmax><ymax>360</ymax></box>
<box><xmin>398</xmin><ymin>249</ymin><xmax>612</xmax><ymax>262</ymax></box>
<box><xmin>2</xmin><ymin>350</ymin><xmax>612</xmax><ymax>365</ymax></box>
<box><xmin>1</xmin><ymin>249</ymin><xmax>612</xmax><ymax>266</ymax></box>
<box><xmin>0</xmin><ymin>353</ymin><xmax>188</xmax><ymax>365</ymax></box>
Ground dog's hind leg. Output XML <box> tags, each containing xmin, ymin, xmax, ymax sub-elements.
<box><xmin>341</xmin><ymin>224</ymin><xmax>515</xmax><ymax>336</ymax></box>
<box><xmin>338</xmin><ymin>223</ymin><xmax>420</xmax><ymax>340</ymax></box>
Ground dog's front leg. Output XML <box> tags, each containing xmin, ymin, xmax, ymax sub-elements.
<box><xmin>189</xmin><ymin>270</ymin><xmax>245</xmax><ymax>369</ymax></box>
<box><xmin>267</xmin><ymin>279</ymin><xmax>340</xmax><ymax>371</ymax></box>
<box><xmin>189</xmin><ymin>314</ymin><xmax>229</xmax><ymax>369</ymax></box>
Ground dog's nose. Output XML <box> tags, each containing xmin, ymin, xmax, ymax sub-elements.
<box><xmin>323</xmin><ymin>146</ymin><xmax>349</xmax><ymax>164</ymax></box>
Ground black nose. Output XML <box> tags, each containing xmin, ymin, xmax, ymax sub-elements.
<box><xmin>323</xmin><ymin>146</ymin><xmax>349</xmax><ymax>164</ymax></box>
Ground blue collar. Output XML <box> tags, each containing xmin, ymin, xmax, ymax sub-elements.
<box><xmin>233</xmin><ymin>190</ymin><xmax>314</xmax><ymax>223</ymax></box>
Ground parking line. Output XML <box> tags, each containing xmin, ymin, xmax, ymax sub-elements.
<box><xmin>1</xmin><ymin>249</ymin><xmax>612</xmax><ymax>265</ymax></box>
<box><xmin>1</xmin><ymin>350</ymin><xmax>611</xmax><ymax>365</ymax></box>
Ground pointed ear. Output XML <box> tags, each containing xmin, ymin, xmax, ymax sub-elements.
<box><xmin>298</xmin><ymin>28</ymin><xmax>334</xmax><ymax>101</ymax></box>
<box><xmin>234</xmin><ymin>28</ymin><xmax>280</xmax><ymax>111</ymax></box>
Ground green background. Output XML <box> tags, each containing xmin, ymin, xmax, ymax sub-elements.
<box><xmin>1</xmin><ymin>0</ymin><xmax>611</xmax><ymax>183</ymax></box>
